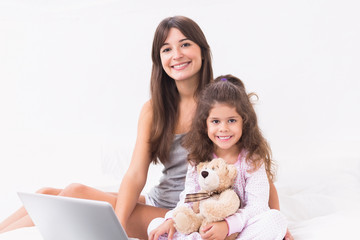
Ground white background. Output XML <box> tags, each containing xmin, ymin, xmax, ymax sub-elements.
<box><xmin>1</xmin><ymin>0</ymin><xmax>359</xmax><ymax>222</ymax></box>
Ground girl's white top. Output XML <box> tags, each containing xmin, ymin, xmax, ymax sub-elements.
<box><xmin>165</xmin><ymin>150</ymin><xmax>270</xmax><ymax>235</ymax></box>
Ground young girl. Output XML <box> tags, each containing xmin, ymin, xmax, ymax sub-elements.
<box><xmin>148</xmin><ymin>75</ymin><xmax>288</xmax><ymax>240</ymax></box>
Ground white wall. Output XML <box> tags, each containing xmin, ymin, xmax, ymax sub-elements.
<box><xmin>1</xmin><ymin>0</ymin><xmax>359</xmax><ymax>219</ymax></box>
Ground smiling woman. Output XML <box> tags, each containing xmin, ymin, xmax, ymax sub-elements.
<box><xmin>160</xmin><ymin>28</ymin><xmax>202</xmax><ymax>83</ymax></box>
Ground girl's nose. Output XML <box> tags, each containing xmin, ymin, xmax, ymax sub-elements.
<box><xmin>219</xmin><ymin>123</ymin><xmax>229</xmax><ymax>131</ymax></box>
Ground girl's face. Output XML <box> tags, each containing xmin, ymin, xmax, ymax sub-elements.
<box><xmin>206</xmin><ymin>103</ymin><xmax>243</xmax><ymax>154</ymax></box>
<box><xmin>160</xmin><ymin>28</ymin><xmax>202</xmax><ymax>83</ymax></box>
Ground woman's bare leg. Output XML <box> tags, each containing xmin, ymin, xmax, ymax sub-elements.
<box><xmin>0</xmin><ymin>187</ymin><xmax>62</xmax><ymax>233</ymax></box>
<box><xmin>1</xmin><ymin>184</ymin><xmax>167</xmax><ymax>239</ymax></box>
<box><xmin>0</xmin><ymin>184</ymin><xmax>117</xmax><ymax>234</ymax></box>
<box><xmin>126</xmin><ymin>203</ymin><xmax>168</xmax><ymax>239</ymax></box>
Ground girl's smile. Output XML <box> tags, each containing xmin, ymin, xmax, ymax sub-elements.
<box><xmin>217</xmin><ymin>135</ymin><xmax>232</xmax><ymax>140</ymax></box>
<box><xmin>206</xmin><ymin>103</ymin><xmax>243</xmax><ymax>155</ymax></box>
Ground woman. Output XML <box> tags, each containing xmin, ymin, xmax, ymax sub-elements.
<box><xmin>0</xmin><ymin>16</ymin><xmax>292</xmax><ymax>240</ymax></box>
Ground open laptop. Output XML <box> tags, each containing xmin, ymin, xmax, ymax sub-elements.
<box><xmin>18</xmin><ymin>192</ymin><xmax>132</xmax><ymax>240</ymax></box>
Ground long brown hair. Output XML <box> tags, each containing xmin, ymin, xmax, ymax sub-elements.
<box><xmin>182</xmin><ymin>74</ymin><xmax>275</xmax><ymax>180</ymax></box>
<box><xmin>149</xmin><ymin>16</ymin><xmax>213</xmax><ymax>164</ymax></box>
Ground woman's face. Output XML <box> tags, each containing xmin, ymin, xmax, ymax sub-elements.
<box><xmin>160</xmin><ymin>28</ymin><xmax>202</xmax><ymax>83</ymax></box>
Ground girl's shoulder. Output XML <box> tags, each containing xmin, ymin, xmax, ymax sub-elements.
<box><xmin>239</xmin><ymin>150</ymin><xmax>267</xmax><ymax>177</ymax></box>
<box><xmin>238</xmin><ymin>150</ymin><xmax>263</xmax><ymax>170</ymax></box>
<box><xmin>238</xmin><ymin>149</ymin><xmax>249</xmax><ymax>165</ymax></box>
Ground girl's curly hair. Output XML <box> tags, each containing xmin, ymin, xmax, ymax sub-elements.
<box><xmin>182</xmin><ymin>74</ymin><xmax>275</xmax><ymax>180</ymax></box>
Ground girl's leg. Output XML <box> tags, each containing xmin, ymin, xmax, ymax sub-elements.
<box><xmin>237</xmin><ymin>209</ymin><xmax>287</xmax><ymax>240</ymax></box>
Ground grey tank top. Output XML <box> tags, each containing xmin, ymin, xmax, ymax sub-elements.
<box><xmin>147</xmin><ymin>134</ymin><xmax>188</xmax><ymax>209</ymax></box>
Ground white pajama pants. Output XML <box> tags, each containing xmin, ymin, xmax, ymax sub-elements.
<box><xmin>148</xmin><ymin>209</ymin><xmax>287</xmax><ymax>240</ymax></box>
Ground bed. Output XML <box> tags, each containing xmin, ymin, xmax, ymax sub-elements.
<box><xmin>1</xmin><ymin>156</ymin><xmax>359</xmax><ymax>240</ymax></box>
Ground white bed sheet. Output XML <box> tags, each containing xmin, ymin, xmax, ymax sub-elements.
<box><xmin>1</xmin><ymin>158</ymin><xmax>359</xmax><ymax>240</ymax></box>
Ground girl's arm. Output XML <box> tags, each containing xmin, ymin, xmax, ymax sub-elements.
<box><xmin>225</xmin><ymin>163</ymin><xmax>270</xmax><ymax>235</ymax></box>
<box><xmin>115</xmin><ymin>101</ymin><xmax>153</xmax><ymax>229</ymax></box>
<box><xmin>148</xmin><ymin>218</ymin><xmax>176</xmax><ymax>240</ymax></box>
<box><xmin>269</xmin><ymin>180</ymin><xmax>280</xmax><ymax>210</ymax></box>
<box><xmin>269</xmin><ymin>177</ymin><xmax>294</xmax><ymax>240</ymax></box>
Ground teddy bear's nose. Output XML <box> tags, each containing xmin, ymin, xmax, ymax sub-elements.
<box><xmin>201</xmin><ymin>171</ymin><xmax>209</xmax><ymax>178</ymax></box>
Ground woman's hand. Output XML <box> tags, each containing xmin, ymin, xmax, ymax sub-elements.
<box><xmin>148</xmin><ymin>219</ymin><xmax>176</xmax><ymax>240</ymax></box>
<box><xmin>284</xmin><ymin>228</ymin><xmax>294</xmax><ymax>240</ymax></box>
<box><xmin>200</xmin><ymin>221</ymin><xmax>228</xmax><ymax>240</ymax></box>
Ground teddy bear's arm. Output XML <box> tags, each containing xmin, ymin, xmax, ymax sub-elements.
<box><xmin>200</xmin><ymin>189</ymin><xmax>240</xmax><ymax>222</ymax></box>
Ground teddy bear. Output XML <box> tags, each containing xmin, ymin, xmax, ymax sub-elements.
<box><xmin>172</xmin><ymin>158</ymin><xmax>240</xmax><ymax>240</ymax></box>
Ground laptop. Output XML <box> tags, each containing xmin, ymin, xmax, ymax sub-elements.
<box><xmin>18</xmin><ymin>192</ymin><xmax>132</xmax><ymax>240</ymax></box>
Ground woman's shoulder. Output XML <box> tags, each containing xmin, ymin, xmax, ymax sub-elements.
<box><xmin>139</xmin><ymin>100</ymin><xmax>153</xmax><ymax>120</ymax></box>
<box><xmin>136</xmin><ymin>100</ymin><xmax>153</xmax><ymax>132</ymax></box>
<box><xmin>141</xmin><ymin>100</ymin><xmax>153</xmax><ymax>113</ymax></box>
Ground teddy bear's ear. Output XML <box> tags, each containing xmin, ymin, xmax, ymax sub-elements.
<box><xmin>227</xmin><ymin>164</ymin><xmax>238</xmax><ymax>180</ymax></box>
<box><xmin>197</xmin><ymin>162</ymin><xmax>206</xmax><ymax>173</ymax></box>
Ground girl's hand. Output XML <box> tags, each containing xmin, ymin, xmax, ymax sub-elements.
<box><xmin>200</xmin><ymin>221</ymin><xmax>228</xmax><ymax>240</ymax></box>
<box><xmin>148</xmin><ymin>219</ymin><xmax>176</xmax><ymax>240</ymax></box>
<box><xmin>284</xmin><ymin>228</ymin><xmax>294</xmax><ymax>240</ymax></box>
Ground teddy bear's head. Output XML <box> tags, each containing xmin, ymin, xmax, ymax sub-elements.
<box><xmin>196</xmin><ymin>158</ymin><xmax>237</xmax><ymax>193</ymax></box>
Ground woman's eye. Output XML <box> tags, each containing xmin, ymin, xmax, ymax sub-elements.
<box><xmin>161</xmin><ymin>48</ymin><xmax>171</xmax><ymax>53</ymax></box>
<box><xmin>182</xmin><ymin>42</ymin><xmax>191</xmax><ymax>47</ymax></box>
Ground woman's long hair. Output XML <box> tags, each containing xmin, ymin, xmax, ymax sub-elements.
<box><xmin>149</xmin><ymin>16</ymin><xmax>213</xmax><ymax>164</ymax></box>
<box><xmin>182</xmin><ymin>74</ymin><xmax>275</xmax><ymax>180</ymax></box>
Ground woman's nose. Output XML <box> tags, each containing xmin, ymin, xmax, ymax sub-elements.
<box><xmin>172</xmin><ymin>48</ymin><xmax>183</xmax><ymax>60</ymax></box>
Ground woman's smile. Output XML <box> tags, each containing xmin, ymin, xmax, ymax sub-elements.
<box><xmin>172</xmin><ymin>61</ymin><xmax>191</xmax><ymax>70</ymax></box>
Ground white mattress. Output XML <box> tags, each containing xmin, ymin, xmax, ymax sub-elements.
<box><xmin>1</xmin><ymin>158</ymin><xmax>359</xmax><ymax>240</ymax></box>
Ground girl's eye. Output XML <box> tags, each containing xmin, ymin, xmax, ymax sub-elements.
<box><xmin>228</xmin><ymin>119</ymin><xmax>236</xmax><ymax>123</ymax></box>
<box><xmin>212</xmin><ymin>120</ymin><xmax>220</xmax><ymax>124</ymax></box>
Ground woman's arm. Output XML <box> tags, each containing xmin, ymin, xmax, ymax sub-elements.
<box><xmin>115</xmin><ymin>101</ymin><xmax>153</xmax><ymax>229</ymax></box>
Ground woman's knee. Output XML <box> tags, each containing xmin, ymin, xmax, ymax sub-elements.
<box><xmin>36</xmin><ymin>187</ymin><xmax>61</xmax><ymax>195</ymax></box>
<box><xmin>60</xmin><ymin>183</ymin><xmax>88</xmax><ymax>197</ymax></box>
